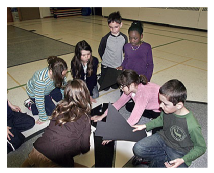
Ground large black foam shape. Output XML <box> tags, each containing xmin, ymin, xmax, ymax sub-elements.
<box><xmin>95</xmin><ymin>103</ymin><xmax>147</xmax><ymax>142</ymax></box>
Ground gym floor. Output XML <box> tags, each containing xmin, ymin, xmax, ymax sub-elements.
<box><xmin>7</xmin><ymin>15</ymin><xmax>207</xmax><ymax>167</ymax></box>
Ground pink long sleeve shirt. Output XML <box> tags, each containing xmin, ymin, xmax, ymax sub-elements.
<box><xmin>105</xmin><ymin>83</ymin><xmax>161</xmax><ymax>126</ymax></box>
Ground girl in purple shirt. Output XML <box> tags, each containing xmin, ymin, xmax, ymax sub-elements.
<box><xmin>118</xmin><ymin>21</ymin><xmax>154</xmax><ymax>82</ymax></box>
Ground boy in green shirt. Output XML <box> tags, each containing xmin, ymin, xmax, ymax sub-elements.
<box><xmin>132</xmin><ymin>79</ymin><xmax>206</xmax><ymax>168</ymax></box>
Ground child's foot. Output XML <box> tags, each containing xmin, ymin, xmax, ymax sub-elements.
<box><xmin>132</xmin><ymin>156</ymin><xmax>150</xmax><ymax>166</ymax></box>
<box><xmin>103</xmin><ymin>87</ymin><xmax>110</xmax><ymax>91</ymax></box>
<box><xmin>24</xmin><ymin>98</ymin><xmax>34</xmax><ymax>111</ymax></box>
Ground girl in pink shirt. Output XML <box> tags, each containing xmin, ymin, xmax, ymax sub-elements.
<box><xmin>91</xmin><ymin>69</ymin><xmax>161</xmax><ymax>126</ymax></box>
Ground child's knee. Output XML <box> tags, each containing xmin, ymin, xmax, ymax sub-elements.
<box><xmin>133</xmin><ymin>142</ymin><xmax>142</xmax><ymax>156</ymax></box>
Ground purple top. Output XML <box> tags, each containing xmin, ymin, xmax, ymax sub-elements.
<box><xmin>121</xmin><ymin>42</ymin><xmax>154</xmax><ymax>81</ymax></box>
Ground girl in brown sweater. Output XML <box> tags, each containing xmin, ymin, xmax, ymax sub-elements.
<box><xmin>22</xmin><ymin>79</ymin><xmax>92</xmax><ymax>167</ymax></box>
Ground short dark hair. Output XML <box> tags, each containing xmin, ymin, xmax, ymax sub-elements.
<box><xmin>108</xmin><ymin>11</ymin><xmax>122</xmax><ymax>24</ymax></box>
<box><xmin>128</xmin><ymin>21</ymin><xmax>143</xmax><ymax>35</ymax></box>
<box><xmin>159</xmin><ymin>79</ymin><xmax>187</xmax><ymax>106</ymax></box>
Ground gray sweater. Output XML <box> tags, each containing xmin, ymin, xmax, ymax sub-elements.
<box><xmin>98</xmin><ymin>32</ymin><xmax>128</xmax><ymax>68</ymax></box>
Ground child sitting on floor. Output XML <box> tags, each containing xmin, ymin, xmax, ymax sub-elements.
<box><xmin>132</xmin><ymin>79</ymin><xmax>207</xmax><ymax>168</ymax></box>
<box><xmin>71</xmin><ymin>40</ymin><xmax>99</xmax><ymax>103</ymax></box>
<box><xmin>7</xmin><ymin>100</ymin><xmax>35</xmax><ymax>153</ymax></box>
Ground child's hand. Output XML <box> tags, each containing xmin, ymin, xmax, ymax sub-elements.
<box><xmin>7</xmin><ymin>126</ymin><xmax>14</xmax><ymax>140</ymax></box>
<box><xmin>164</xmin><ymin>158</ymin><xmax>184</xmax><ymax>168</ymax></box>
<box><xmin>90</xmin><ymin>96</ymin><xmax>97</xmax><ymax>103</ymax></box>
<box><xmin>91</xmin><ymin>115</ymin><xmax>103</xmax><ymax>122</ymax></box>
<box><xmin>11</xmin><ymin>105</ymin><xmax>22</xmax><ymax>112</ymax></box>
<box><xmin>132</xmin><ymin>124</ymin><xmax>146</xmax><ymax>132</ymax></box>
<box><xmin>116</xmin><ymin>66</ymin><xmax>123</xmax><ymax>70</ymax></box>
<box><xmin>102</xmin><ymin>140</ymin><xmax>112</xmax><ymax>145</ymax></box>
<box><xmin>36</xmin><ymin>119</ymin><xmax>46</xmax><ymax>125</ymax></box>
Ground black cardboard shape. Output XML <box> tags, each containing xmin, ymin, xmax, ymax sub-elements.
<box><xmin>95</xmin><ymin>103</ymin><xmax>147</xmax><ymax>142</ymax></box>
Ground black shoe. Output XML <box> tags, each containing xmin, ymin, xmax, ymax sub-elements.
<box><xmin>132</xmin><ymin>156</ymin><xmax>150</xmax><ymax>166</ymax></box>
<box><xmin>111</xmin><ymin>84</ymin><xmax>118</xmax><ymax>89</ymax></box>
<box><xmin>104</xmin><ymin>87</ymin><xmax>110</xmax><ymax>91</ymax></box>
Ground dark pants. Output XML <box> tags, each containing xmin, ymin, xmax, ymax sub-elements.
<box><xmin>98</xmin><ymin>64</ymin><xmax>108</xmax><ymax>86</ymax></box>
<box><xmin>7</xmin><ymin>111</ymin><xmax>35</xmax><ymax>153</ymax></box>
<box><xmin>7</xmin><ymin>112</ymin><xmax>35</xmax><ymax>132</ymax></box>
<box><xmin>98</xmin><ymin>64</ymin><xmax>118</xmax><ymax>89</ymax></box>
<box><xmin>30</xmin><ymin>88</ymin><xmax>62</xmax><ymax>116</ymax></box>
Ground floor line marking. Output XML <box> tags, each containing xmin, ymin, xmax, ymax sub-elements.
<box><xmin>7</xmin><ymin>72</ymin><xmax>26</xmax><ymax>91</ymax></box>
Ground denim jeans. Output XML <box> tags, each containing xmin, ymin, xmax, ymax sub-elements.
<box><xmin>133</xmin><ymin>133</ymin><xmax>188</xmax><ymax>167</ymax></box>
<box><xmin>92</xmin><ymin>85</ymin><xmax>99</xmax><ymax>99</ymax></box>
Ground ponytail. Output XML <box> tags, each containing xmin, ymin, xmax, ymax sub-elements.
<box><xmin>139</xmin><ymin>75</ymin><xmax>148</xmax><ymax>85</ymax></box>
<box><xmin>47</xmin><ymin>56</ymin><xmax>68</xmax><ymax>88</ymax></box>
<box><xmin>117</xmin><ymin>69</ymin><xmax>148</xmax><ymax>86</ymax></box>
<box><xmin>128</xmin><ymin>21</ymin><xmax>143</xmax><ymax>35</ymax></box>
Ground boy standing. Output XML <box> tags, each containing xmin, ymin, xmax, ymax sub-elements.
<box><xmin>132</xmin><ymin>79</ymin><xmax>206</xmax><ymax>168</ymax></box>
<box><xmin>98</xmin><ymin>11</ymin><xmax>128</xmax><ymax>89</ymax></box>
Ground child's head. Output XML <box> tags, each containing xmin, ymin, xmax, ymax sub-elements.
<box><xmin>159</xmin><ymin>79</ymin><xmax>187</xmax><ymax>114</ymax></box>
<box><xmin>47</xmin><ymin>56</ymin><xmax>68</xmax><ymax>88</ymax></box>
<box><xmin>72</xmin><ymin>40</ymin><xmax>94</xmax><ymax>77</ymax></box>
<box><xmin>74</xmin><ymin>40</ymin><xmax>92</xmax><ymax>64</ymax></box>
<box><xmin>108</xmin><ymin>11</ymin><xmax>122</xmax><ymax>36</ymax></box>
<box><xmin>52</xmin><ymin>79</ymin><xmax>91</xmax><ymax>126</ymax></box>
<box><xmin>128</xmin><ymin>21</ymin><xmax>143</xmax><ymax>46</ymax></box>
<box><xmin>117</xmin><ymin>69</ymin><xmax>148</xmax><ymax>95</ymax></box>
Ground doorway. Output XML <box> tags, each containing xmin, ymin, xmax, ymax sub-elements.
<box><xmin>18</xmin><ymin>7</ymin><xmax>40</xmax><ymax>21</ymax></box>
<box><xmin>92</xmin><ymin>7</ymin><xmax>102</xmax><ymax>16</ymax></box>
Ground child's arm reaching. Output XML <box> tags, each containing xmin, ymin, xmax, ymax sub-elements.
<box><xmin>132</xmin><ymin>124</ymin><xmax>146</xmax><ymax>132</ymax></box>
<box><xmin>91</xmin><ymin>113</ymin><xmax>106</xmax><ymax>122</ymax></box>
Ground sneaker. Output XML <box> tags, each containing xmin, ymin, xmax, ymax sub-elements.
<box><xmin>132</xmin><ymin>156</ymin><xmax>150</xmax><ymax>166</ymax></box>
<box><xmin>24</xmin><ymin>98</ymin><xmax>34</xmax><ymax>111</ymax></box>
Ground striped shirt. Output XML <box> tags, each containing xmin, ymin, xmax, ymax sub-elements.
<box><xmin>26</xmin><ymin>67</ymin><xmax>66</xmax><ymax>121</ymax></box>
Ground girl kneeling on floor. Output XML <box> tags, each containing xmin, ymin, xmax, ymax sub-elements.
<box><xmin>25</xmin><ymin>56</ymin><xmax>68</xmax><ymax>124</ymax></box>
<box><xmin>71</xmin><ymin>40</ymin><xmax>99</xmax><ymax>103</ymax></box>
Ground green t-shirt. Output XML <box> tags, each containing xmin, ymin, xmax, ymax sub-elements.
<box><xmin>146</xmin><ymin>111</ymin><xmax>206</xmax><ymax>166</ymax></box>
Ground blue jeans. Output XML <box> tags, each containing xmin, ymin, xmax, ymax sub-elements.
<box><xmin>133</xmin><ymin>133</ymin><xmax>188</xmax><ymax>167</ymax></box>
<box><xmin>92</xmin><ymin>85</ymin><xmax>99</xmax><ymax>99</ymax></box>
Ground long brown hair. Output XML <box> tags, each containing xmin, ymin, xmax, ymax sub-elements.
<box><xmin>51</xmin><ymin>79</ymin><xmax>91</xmax><ymax>126</ymax></box>
<box><xmin>71</xmin><ymin>40</ymin><xmax>94</xmax><ymax>78</ymax></box>
<box><xmin>47</xmin><ymin>56</ymin><xmax>67</xmax><ymax>88</ymax></box>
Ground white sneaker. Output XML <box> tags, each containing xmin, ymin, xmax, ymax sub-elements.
<box><xmin>24</xmin><ymin>98</ymin><xmax>34</xmax><ymax>111</ymax></box>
